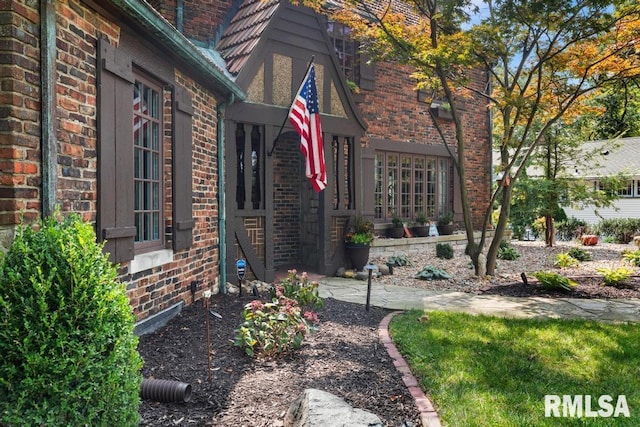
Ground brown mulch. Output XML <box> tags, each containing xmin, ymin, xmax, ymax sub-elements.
<box><xmin>138</xmin><ymin>296</ymin><xmax>421</xmax><ymax>427</ymax></box>
<box><xmin>138</xmin><ymin>241</ymin><xmax>640</xmax><ymax>426</ymax></box>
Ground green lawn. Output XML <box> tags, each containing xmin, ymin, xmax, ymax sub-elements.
<box><xmin>390</xmin><ymin>311</ymin><xmax>640</xmax><ymax>426</ymax></box>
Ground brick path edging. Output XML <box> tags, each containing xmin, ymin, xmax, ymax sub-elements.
<box><xmin>378</xmin><ymin>312</ymin><xmax>442</xmax><ymax>427</ymax></box>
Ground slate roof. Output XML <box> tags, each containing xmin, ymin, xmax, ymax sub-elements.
<box><xmin>215</xmin><ymin>0</ymin><xmax>280</xmax><ymax>75</ymax></box>
<box><xmin>574</xmin><ymin>137</ymin><xmax>640</xmax><ymax>178</ymax></box>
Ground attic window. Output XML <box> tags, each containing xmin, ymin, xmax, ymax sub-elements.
<box><xmin>327</xmin><ymin>21</ymin><xmax>360</xmax><ymax>84</ymax></box>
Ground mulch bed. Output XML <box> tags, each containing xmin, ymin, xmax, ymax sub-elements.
<box><xmin>138</xmin><ymin>295</ymin><xmax>421</xmax><ymax>426</ymax></box>
<box><xmin>138</xmin><ymin>276</ymin><xmax>639</xmax><ymax>426</ymax></box>
<box><xmin>477</xmin><ymin>276</ymin><xmax>640</xmax><ymax>299</ymax></box>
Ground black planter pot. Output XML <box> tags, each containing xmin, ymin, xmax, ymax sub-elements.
<box><xmin>345</xmin><ymin>244</ymin><xmax>371</xmax><ymax>271</ymax></box>
<box><xmin>387</xmin><ymin>227</ymin><xmax>404</xmax><ymax>238</ymax></box>
<box><xmin>437</xmin><ymin>223</ymin><xmax>455</xmax><ymax>235</ymax></box>
<box><xmin>413</xmin><ymin>226</ymin><xmax>430</xmax><ymax>237</ymax></box>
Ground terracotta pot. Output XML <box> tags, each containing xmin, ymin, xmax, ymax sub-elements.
<box><xmin>345</xmin><ymin>244</ymin><xmax>371</xmax><ymax>271</ymax></box>
<box><xmin>581</xmin><ymin>235</ymin><xmax>598</xmax><ymax>246</ymax></box>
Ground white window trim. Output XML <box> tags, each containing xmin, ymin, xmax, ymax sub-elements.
<box><xmin>129</xmin><ymin>249</ymin><xmax>173</xmax><ymax>274</ymax></box>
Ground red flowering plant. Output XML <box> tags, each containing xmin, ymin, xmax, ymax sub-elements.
<box><xmin>234</xmin><ymin>270</ymin><xmax>323</xmax><ymax>358</ymax></box>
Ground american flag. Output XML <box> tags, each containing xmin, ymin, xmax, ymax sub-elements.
<box><xmin>288</xmin><ymin>64</ymin><xmax>327</xmax><ymax>192</ymax></box>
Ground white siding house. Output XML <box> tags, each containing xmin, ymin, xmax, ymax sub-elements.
<box><xmin>563</xmin><ymin>137</ymin><xmax>640</xmax><ymax>224</ymax></box>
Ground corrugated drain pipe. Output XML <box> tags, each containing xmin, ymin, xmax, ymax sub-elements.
<box><xmin>217</xmin><ymin>94</ymin><xmax>235</xmax><ymax>294</ymax></box>
<box><xmin>140</xmin><ymin>378</ymin><xmax>191</xmax><ymax>403</ymax></box>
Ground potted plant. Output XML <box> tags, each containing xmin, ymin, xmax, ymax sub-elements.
<box><xmin>413</xmin><ymin>211</ymin><xmax>430</xmax><ymax>237</ymax></box>
<box><xmin>344</xmin><ymin>214</ymin><xmax>374</xmax><ymax>271</ymax></box>
<box><xmin>387</xmin><ymin>212</ymin><xmax>405</xmax><ymax>238</ymax></box>
<box><xmin>437</xmin><ymin>211</ymin><xmax>455</xmax><ymax>235</ymax></box>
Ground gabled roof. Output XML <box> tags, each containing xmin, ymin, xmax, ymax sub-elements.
<box><xmin>109</xmin><ymin>0</ymin><xmax>244</xmax><ymax>100</ymax></box>
<box><xmin>574</xmin><ymin>137</ymin><xmax>640</xmax><ymax>178</ymax></box>
<box><xmin>215</xmin><ymin>0</ymin><xmax>280</xmax><ymax>75</ymax></box>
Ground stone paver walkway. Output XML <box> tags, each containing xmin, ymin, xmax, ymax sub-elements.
<box><xmin>320</xmin><ymin>277</ymin><xmax>640</xmax><ymax>323</ymax></box>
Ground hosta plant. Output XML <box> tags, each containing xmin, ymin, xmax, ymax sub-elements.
<box><xmin>554</xmin><ymin>253</ymin><xmax>579</xmax><ymax>268</ymax></box>
<box><xmin>597</xmin><ymin>267</ymin><xmax>634</xmax><ymax>287</ymax></box>
<box><xmin>532</xmin><ymin>271</ymin><xmax>577</xmax><ymax>292</ymax></box>
<box><xmin>497</xmin><ymin>242</ymin><xmax>520</xmax><ymax>261</ymax></box>
<box><xmin>415</xmin><ymin>265</ymin><xmax>452</xmax><ymax>280</ymax></box>
<box><xmin>568</xmin><ymin>247</ymin><xmax>592</xmax><ymax>262</ymax></box>
<box><xmin>387</xmin><ymin>254</ymin><xmax>412</xmax><ymax>267</ymax></box>
<box><xmin>622</xmin><ymin>249</ymin><xmax>640</xmax><ymax>267</ymax></box>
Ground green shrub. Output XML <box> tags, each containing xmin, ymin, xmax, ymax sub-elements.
<box><xmin>435</xmin><ymin>243</ymin><xmax>454</xmax><ymax>259</ymax></box>
<box><xmin>567</xmin><ymin>247</ymin><xmax>592</xmax><ymax>262</ymax></box>
<box><xmin>234</xmin><ymin>296</ymin><xmax>318</xmax><ymax>358</ymax></box>
<box><xmin>532</xmin><ymin>271</ymin><xmax>577</xmax><ymax>291</ymax></box>
<box><xmin>597</xmin><ymin>267</ymin><xmax>634</xmax><ymax>287</ymax></box>
<box><xmin>415</xmin><ymin>265</ymin><xmax>452</xmax><ymax>280</ymax></box>
<box><xmin>556</xmin><ymin>217</ymin><xmax>587</xmax><ymax>241</ymax></box>
<box><xmin>622</xmin><ymin>249</ymin><xmax>640</xmax><ymax>267</ymax></box>
<box><xmin>497</xmin><ymin>241</ymin><xmax>520</xmax><ymax>260</ymax></box>
<box><xmin>464</xmin><ymin>241</ymin><xmax>478</xmax><ymax>256</ymax></box>
<box><xmin>595</xmin><ymin>218</ymin><xmax>640</xmax><ymax>244</ymax></box>
<box><xmin>0</xmin><ymin>213</ymin><xmax>142</xmax><ymax>426</ymax></box>
<box><xmin>240</xmin><ymin>270</ymin><xmax>322</xmax><ymax>358</ymax></box>
<box><xmin>554</xmin><ymin>252</ymin><xmax>579</xmax><ymax>268</ymax></box>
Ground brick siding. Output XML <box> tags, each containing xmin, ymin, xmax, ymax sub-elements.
<box><xmin>0</xmin><ymin>0</ymin><xmax>224</xmax><ymax>321</ymax></box>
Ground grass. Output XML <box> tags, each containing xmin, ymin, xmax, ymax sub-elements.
<box><xmin>390</xmin><ymin>311</ymin><xmax>640</xmax><ymax>426</ymax></box>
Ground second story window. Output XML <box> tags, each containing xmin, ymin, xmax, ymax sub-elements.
<box><xmin>327</xmin><ymin>21</ymin><xmax>360</xmax><ymax>84</ymax></box>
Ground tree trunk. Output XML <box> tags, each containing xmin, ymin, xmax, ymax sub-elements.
<box><xmin>486</xmin><ymin>184</ymin><xmax>512</xmax><ymax>275</ymax></box>
<box><xmin>545</xmin><ymin>215</ymin><xmax>555</xmax><ymax>247</ymax></box>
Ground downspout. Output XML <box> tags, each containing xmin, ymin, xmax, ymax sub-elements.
<box><xmin>176</xmin><ymin>0</ymin><xmax>184</xmax><ymax>33</ymax></box>
<box><xmin>41</xmin><ymin>0</ymin><xmax>57</xmax><ymax>217</ymax></box>
<box><xmin>217</xmin><ymin>94</ymin><xmax>234</xmax><ymax>294</ymax></box>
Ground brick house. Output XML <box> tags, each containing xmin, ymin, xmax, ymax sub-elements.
<box><xmin>0</xmin><ymin>0</ymin><xmax>244</xmax><ymax>324</ymax></box>
<box><xmin>0</xmin><ymin>0</ymin><xmax>490</xmax><ymax>323</ymax></box>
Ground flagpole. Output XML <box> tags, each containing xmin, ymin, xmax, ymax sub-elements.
<box><xmin>267</xmin><ymin>55</ymin><xmax>315</xmax><ymax>157</ymax></box>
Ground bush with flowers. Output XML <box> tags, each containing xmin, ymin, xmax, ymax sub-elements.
<box><xmin>344</xmin><ymin>214</ymin><xmax>374</xmax><ymax>245</ymax></box>
<box><xmin>234</xmin><ymin>270</ymin><xmax>322</xmax><ymax>358</ymax></box>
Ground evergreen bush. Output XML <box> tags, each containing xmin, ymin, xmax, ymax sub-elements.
<box><xmin>435</xmin><ymin>243</ymin><xmax>454</xmax><ymax>259</ymax></box>
<box><xmin>0</xmin><ymin>213</ymin><xmax>142</xmax><ymax>426</ymax></box>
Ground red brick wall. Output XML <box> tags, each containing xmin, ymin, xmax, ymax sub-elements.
<box><xmin>358</xmin><ymin>62</ymin><xmax>491</xmax><ymax>229</ymax></box>
<box><xmin>0</xmin><ymin>0</ymin><xmax>224</xmax><ymax>321</ymax></box>
<box><xmin>0</xmin><ymin>2</ymin><xmax>41</xmax><ymax>229</ymax></box>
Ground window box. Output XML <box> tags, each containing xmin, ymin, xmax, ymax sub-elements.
<box><xmin>430</xmin><ymin>102</ymin><xmax>453</xmax><ymax>120</ymax></box>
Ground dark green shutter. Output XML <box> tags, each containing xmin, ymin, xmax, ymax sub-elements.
<box><xmin>173</xmin><ymin>86</ymin><xmax>194</xmax><ymax>251</ymax></box>
<box><xmin>97</xmin><ymin>38</ymin><xmax>136</xmax><ymax>263</ymax></box>
<box><xmin>359</xmin><ymin>52</ymin><xmax>375</xmax><ymax>91</ymax></box>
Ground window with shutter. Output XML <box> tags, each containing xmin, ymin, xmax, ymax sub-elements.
<box><xmin>97</xmin><ymin>38</ymin><xmax>194</xmax><ymax>264</ymax></box>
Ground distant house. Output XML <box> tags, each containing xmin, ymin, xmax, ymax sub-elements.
<box><xmin>0</xmin><ymin>0</ymin><xmax>491</xmax><ymax>323</ymax></box>
<box><xmin>563</xmin><ymin>137</ymin><xmax>640</xmax><ymax>224</ymax></box>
